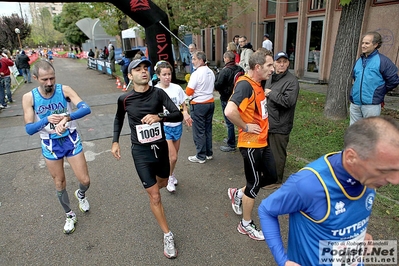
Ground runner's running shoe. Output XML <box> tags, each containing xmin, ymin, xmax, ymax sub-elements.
<box><xmin>228</xmin><ymin>188</ymin><xmax>242</xmax><ymax>215</ymax></box>
<box><xmin>63</xmin><ymin>213</ymin><xmax>77</xmax><ymax>234</ymax></box>
<box><xmin>75</xmin><ymin>189</ymin><xmax>90</xmax><ymax>212</ymax></box>
<box><xmin>237</xmin><ymin>221</ymin><xmax>265</xmax><ymax>241</ymax></box>
<box><xmin>164</xmin><ymin>233</ymin><xmax>178</xmax><ymax>259</ymax></box>
<box><xmin>166</xmin><ymin>177</ymin><xmax>176</xmax><ymax>193</ymax></box>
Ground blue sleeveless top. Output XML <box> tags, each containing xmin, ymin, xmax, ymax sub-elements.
<box><xmin>32</xmin><ymin>84</ymin><xmax>77</xmax><ymax>139</ymax></box>
<box><xmin>287</xmin><ymin>153</ymin><xmax>375</xmax><ymax>265</ymax></box>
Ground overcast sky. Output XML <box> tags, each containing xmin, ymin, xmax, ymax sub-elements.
<box><xmin>0</xmin><ymin>2</ymin><xmax>30</xmax><ymax>17</ymax></box>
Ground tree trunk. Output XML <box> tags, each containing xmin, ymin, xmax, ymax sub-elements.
<box><xmin>324</xmin><ymin>0</ymin><xmax>366</xmax><ymax>120</ymax></box>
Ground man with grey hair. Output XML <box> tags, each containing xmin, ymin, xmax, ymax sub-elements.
<box><xmin>225</xmin><ymin>48</ymin><xmax>277</xmax><ymax>241</ymax></box>
<box><xmin>259</xmin><ymin>116</ymin><xmax>399</xmax><ymax>265</ymax></box>
<box><xmin>349</xmin><ymin>31</ymin><xmax>399</xmax><ymax>125</ymax></box>
<box><xmin>186</xmin><ymin>51</ymin><xmax>215</xmax><ymax>163</ymax></box>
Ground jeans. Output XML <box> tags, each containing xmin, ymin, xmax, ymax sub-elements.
<box><xmin>349</xmin><ymin>103</ymin><xmax>381</xmax><ymax>125</ymax></box>
<box><xmin>190</xmin><ymin>102</ymin><xmax>214</xmax><ymax>160</ymax></box>
<box><xmin>221</xmin><ymin>100</ymin><xmax>236</xmax><ymax>147</ymax></box>
<box><xmin>21</xmin><ymin>68</ymin><xmax>31</xmax><ymax>83</ymax></box>
<box><xmin>0</xmin><ymin>76</ymin><xmax>12</xmax><ymax>105</ymax></box>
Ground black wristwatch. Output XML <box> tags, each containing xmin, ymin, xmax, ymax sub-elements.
<box><xmin>158</xmin><ymin>113</ymin><xmax>166</xmax><ymax>119</ymax></box>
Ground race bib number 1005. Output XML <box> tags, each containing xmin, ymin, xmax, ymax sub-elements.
<box><xmin>136</xmin><ymin>122</ymin><xmax>162</xmax><ymax>144</ymax></box>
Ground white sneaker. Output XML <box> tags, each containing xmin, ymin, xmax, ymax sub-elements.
<box><xmin>166</xmin><ymin>177</ymin><xmax>176</xmax><ymax>193</ymax></box>
<box><xmin>237</xmin><ymin>221</ymin><xmax>264</xmax><ymax>241</ymax></box>
<box><xmin>171</xmin><ymin>173</ymin><xmax>178</xmax><ymax>185</ymax></box>
<box><xmin>164</xmin><ymin>233</ymin><xmax>178</xmax><ymax>259</ymax></box>
<box><xmin>228</xmin><ymin>188</ymin><xmax>242</xmax><ymax>215</ymax></box>
<box><xmin>74</xmin><ymin>189</ymin><xmax>90</xmax><ymax>212</ymax></box>
<box><xmin>63</xmin><ymin>214</ymin><xmax>77</xmax><ymax>234</ymax></box>
<box><xmin>206</xmin><ymin>155</ymin><xmax>213</xmax><ymax>160</ymax></box>
<box><xmin>188</xmin><ymin>155</ymin><xmax>206</xmax><ymax>164</ymax></box>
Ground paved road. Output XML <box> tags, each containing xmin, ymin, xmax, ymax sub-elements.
<box><xmin>0</xmin><ymin>58</ymin><xmax>281</xmax><ymax>265</ymax></box>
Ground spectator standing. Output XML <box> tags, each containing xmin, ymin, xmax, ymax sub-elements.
<box><xmin>259</xmin><ymin>116</ymin><xmax>399</xmax><ymax>266</ymax></box>
<box><xmin>263</xmin><ymin>51</ymin><xmax>299</xmax><ymax>190</ymax></box>
<box><xmin>109</xmin><ymin>45</ymin><xmax>116</xmax><ymax>78</ymax></box>
<box><xmin>214</xmin><ymin>51</ymin><xmax>244</xmax><ymax>152</ymax></box>
<box><xmin>238</xmin><ymin>36</ymin><xmax>254</xmax><ymax>73</ymax></box>
<box><xmin>154</xmin><ymin>60</ymin><xmax>193</xmax><ymax>193</ymax></box>
<box><xmin>118</xmin><ymin>52</ymin><xmax>131</xmax><ymax>86</ymax></box>
<box><xmin>111</xmin><ymin>59</ymin><xmax>183</xmax><ymax>259</ymax></box>
<box><xmin>17</xmin><ymin>51</ymin><xmax>32</xmax><ymax>83</ymax></box>
<box><xmin>350</xmin><ymin>31</ymin><xmax>399</xmax><ymax>125</ymax></box>
<box><xmin>186</xmin><ymin>51</ymin><xmax>215</xmax><ymax>163</ymax></box>
<box><xmin>233</xmin><ymin>35</ymin><xmax>240</xmax><ymax>54</ymax></box>
<box><xmin>88</xmin><ymin>48</ymin><xmax>94</xmax><ymax>58</ymax></box>
<box><xmin>226</xmin><ymin>42</ymin><xmax>240</xmax><ymax>65</ymax></box>
<box><xmin>188</xmin><ymin>43</ymin><xmax>197</xmax><ymax>73</ymax></box>
<box><xmin>0</xmin><ymin>52</ymin><xmax>15</xmax><ymax>108</ymax></box>
<box><xmin>21</xmin><ymin>60</ymin><xmax>92</xmax><ymax>234</ymax></box>
<box><xmin>262</xmin><ymin>34</ymin><xmax>273</xmax><ymax>52</ymax></box>
<box><xmin>225</xmin><ymin>48</ymin><xmax>277</xmax><ymax>241</ymax></box>
<box><xmin>103</xmin><ymin>46</ymin><xmax>109</xmax><ymax>59</ymax></box>
<box><xmin>94</xmin><ymin>46</ymin><xmax>100</xmax><ymax>59</ymax></box>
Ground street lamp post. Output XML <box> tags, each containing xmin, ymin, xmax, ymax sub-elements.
<box><xmin>15</xmin><ymin>28</ymin><xmax>22</xmax><ymax>50</ymax></box>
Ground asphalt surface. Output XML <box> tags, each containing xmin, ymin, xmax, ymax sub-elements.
<box><xmin>0</xmin><ymin>58</ymin><xmax>284</xmax><ymax>266</ymax></box>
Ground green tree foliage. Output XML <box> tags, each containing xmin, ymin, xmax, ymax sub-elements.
<box><xmin>0</xmin><ymin>14</ymin><xmax>31</xmax><ymax>51</ymax></box>
<box><xmin>53</xmin><ymin>3</ymin><xmax>89</xmax><ymax>46</ymax></box>
<box><xmin>28</xmin><ymin>7</ymin><xmax>64</xmax><ymax>48</ymax></box>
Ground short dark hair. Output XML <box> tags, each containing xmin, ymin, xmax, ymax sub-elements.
<box><xmin>248</xmin><ymin>48</ymin><xmax>273</xmax><ymax>70</ymax></box>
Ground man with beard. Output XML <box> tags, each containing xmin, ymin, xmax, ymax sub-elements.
<box><xmin>22</xmin><ymin>60</ymin><xmax>92</xmax><ymax>234</ymax></box>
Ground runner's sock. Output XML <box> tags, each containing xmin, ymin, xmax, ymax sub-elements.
<box><xmin>242</xmin><ymin>219</ymin><xmax>252</xmax><ymax>227</ymax></box>
<box><xmin>77</xmin><ymin>183</ymin><xmax>90</xmax><ymax>199</ymax></box>
<box><xmin>56</xmin><ymin>189</ymin><xmax>71</xmax><ymax>213</ymax></box>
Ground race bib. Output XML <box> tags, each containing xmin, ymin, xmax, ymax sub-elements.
<box><xmin>260</xmin><ymin>98</ymin><xmax>268</xmax><ymax>119</ymax></box>
<box><xmin>136</xmin><ymin>122</ymin><xmax>162</xmax><ymax>144</ymax></box>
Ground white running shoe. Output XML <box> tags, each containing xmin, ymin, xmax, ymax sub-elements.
<box><xmin>206</xmin><ymin>155</ymin><xmax>213</xmax><ymax>160</ymax></box>
<box><xmin>166</xmin><ymin>177</ymin><xmax>176</xmax><ymax>193</ymax></box>
<box><xmin>188</xmin><ymin>155</ymin><xmax>206</xmax><ymax>164</ymax></box>
<box><xmin>237</xmin><ymin>221</ymin><xmax>265</xmax><ymax>241</ymax></box>
<box><xmin>228</xmin><ymin>188</ymin><xmax>242</xmax><ymax>215</ymax></box>
<box><xmin>63</xmin><ymin>214</ymin><xmax>77</xmax><ymax>234</ymax></box>
<box><xmin>171</xmin><ymin>173</ymin><xmax>178</xmax><ymax>185</ymax></box>
<box><xmin>74</xmin><ymin>189</ymin><xmax>90</xmax><ymax>212</ymax></box>
<box><xmin>164</xmin><ymin>233</ymin><xmax>177</xmax><ymax>259</ymax></box>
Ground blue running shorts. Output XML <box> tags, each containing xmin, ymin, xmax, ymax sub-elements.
<box><xmin>164</xmin><ymin>124</ymin><xmax>183</xmax><ymax>141</ymax></box>
<box><xmin>41</xmin><ymin>130</ymin><xmax>83</xmax><ymax>160</ymax></box>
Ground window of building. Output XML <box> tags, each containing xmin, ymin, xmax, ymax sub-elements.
<box><xmin>373</xmin><ymin>0</ymin><xmax>399</xmax><ymax>4</ymax></box>
<box><xmin>267</xmin><ymin>0</ymin><xmax>276</xmax><ymax>16</ymax></box>
<box><xmin>287</xmin><ymin>0</ymin><xmax>299</xmax><ymax>13</ymax></box>
<box><xmin>310</xmin><ymin>0</ymin><xmax>326</xmax><ymax>10</ymax></box>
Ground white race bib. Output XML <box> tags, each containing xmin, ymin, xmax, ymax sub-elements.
<box><xmin>260</xmin><ymin>98</ymin><xmax>268</xmax><ymax>119</ymax></box>
<box><xmin>136</xmin><ymin>122</ymin><xmax>162</xmax><ymax>144</ymax></box>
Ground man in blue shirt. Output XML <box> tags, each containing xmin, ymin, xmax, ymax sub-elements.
<box><xmin>259</xmin><ymin>116</ymin><xmax>399</xmax><ymax>266</ymax></box>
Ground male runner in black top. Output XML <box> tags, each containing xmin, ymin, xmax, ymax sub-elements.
<box><xmin>111</xmin><ymin>58</ymin><xmax>183</xmax><ymax>259</ymax></box>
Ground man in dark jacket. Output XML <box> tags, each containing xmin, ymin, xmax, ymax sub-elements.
<box><xmin>215</xmin><ymin>51</ymin><xmax>244</xmax><ymax>152</ymax></box>
<box><xmin>263</xmin><ymin>51</ymin><xmax>299</xmax><ymax>189</ymax></box>
<box><xmin>17</xmin><ymin>51</ymin><xmax>31</xmax><ymax>83</ymax></box>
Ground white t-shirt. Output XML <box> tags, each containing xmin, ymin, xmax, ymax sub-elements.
<box><xmin>156</xmin><ymin>83</ymin><xmax>188</xmax><ymax>127</ymax></box>
<box><xmin>262</xmin><ymin>39</ymin><xmax>273</xmax><ymax>51</ymax></box>
<box><xmin>187</xmin><ymin>66</ymin><xmax>215</xmax><ymax>103</ymax></box>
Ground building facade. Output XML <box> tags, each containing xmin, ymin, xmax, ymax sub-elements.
<box><xmin>193</xmin><ymin>0</ymin><xmax>399</xmax><ymax>83</ymax></box>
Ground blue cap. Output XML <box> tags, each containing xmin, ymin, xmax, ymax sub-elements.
<box><xmin>274</xmin><ymin>51</ymin><xmax>289</xmax><ymax>61</ymax></box>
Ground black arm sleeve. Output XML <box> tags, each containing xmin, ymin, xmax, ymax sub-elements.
<box><xmin>112</xmin><ymin>96</ymin><xmax>126</xmax><ymax>143</ymax></box>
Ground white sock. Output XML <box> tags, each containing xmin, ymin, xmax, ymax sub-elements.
<box><xmin>242</xmin><ymin>219</ymin><xmax>251</xmax><ymax>227</ymax></box>
<box><xmin>164</xmin><ymin>231</ymin><xmax>173</xmax><ymax>237</ymax></box>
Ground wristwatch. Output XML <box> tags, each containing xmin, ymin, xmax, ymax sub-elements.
<box><xmin>158</xmin><ymin>113</ymin><xmax>166</xmax><ymax>119</ymax></box>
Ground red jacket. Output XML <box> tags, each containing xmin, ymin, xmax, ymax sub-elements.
<box><xmin>0</xmin><ymin>57</ymin><xmax>14</xmax><ymax>77</ymax></box>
